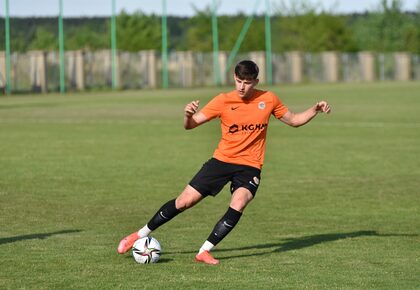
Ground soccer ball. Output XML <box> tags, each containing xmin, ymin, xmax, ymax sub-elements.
<box><xmin>132</xmin><ymin>237</ymin><xmax>161</xmax><ymax>264</ymax></box>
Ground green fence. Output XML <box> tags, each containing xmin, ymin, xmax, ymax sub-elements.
<box><xmin>1</xmin><ymin>0</ymin><xmax>275</xmax><ymax>94</ymax></box>
<box><xmin>1</xmin><ymin>0</ymin><xmax>419</xmax><ymax>94</ymax></box>
<box><xmin>2</xmin><ymin>50</ymin><xmax>418</xmax><ymax>93</ymax></box>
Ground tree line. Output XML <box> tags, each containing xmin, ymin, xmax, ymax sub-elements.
<box><xmin>0</xmin><ymin>0</ymin><xmax>419</xmax><ymax>53</ymax></box>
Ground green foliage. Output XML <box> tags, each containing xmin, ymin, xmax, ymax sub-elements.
<box><xmin>116</xmin><ymin>10</ymin><xmax>161</xmax><ymax>51</ymax></box>
<box><xmin>28</xmin><ymin>26</ymin><xmax>57</xmax><ymax>50</ymax></box>
<box><xmin>0</xmin><ymin>17</ymin><xmax>109</xmax><ymax>52</ymax></box>
<box><xmin>404</xmin><ymin>23</ymin><xmax>420</xmax><ymax>53</ymax></box>
<box><xmin>272</xmin><ymin>12</ymin><xmax>356</xmax><ymax>52</ymax></box>
<box><xmin>218</xmin><ymin>15</ymin><xmax>266</xmax><ymax>52</ymax></box>
<box><xmin>182</xmin><ymin>9</ymin><xmax>213</xmax><ymax>51</ymax></box>
<box><xmin>65</xmin><ymin>19</ymin><xmax>110</xmax><ymax>50</ymax></box>
<box><xmin>0</xmin><ymin>0</ymin><xmax>418</xmax><ymax>53</ymax></box>
<box><xmin>352</xmin><ymin>0</ymin><xmax>420</xmax><ymax>52</ymax></box>
<box><xmin>182</xmin><ymin>8</ymin><xmax>266</xmax><ymax>52</ymax></box>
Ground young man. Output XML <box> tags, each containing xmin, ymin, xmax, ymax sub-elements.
<box><xmin>117</xmin><ymin>60</ymin><xmax>331</xmax><ymax>265</ymax></box>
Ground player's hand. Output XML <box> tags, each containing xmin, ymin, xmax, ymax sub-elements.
<box><xmin>315</xmin><ymin>101</ymin><xmax>331</xmax><ymax>114</ymax></box>
<box><xmin>185</xmin><ymin>100</ymin><xmax>200</xmax><ymax>117</ymax></box>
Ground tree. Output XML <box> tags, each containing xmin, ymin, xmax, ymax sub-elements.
<box><xmin>272</xmin><ymin>7</ymin><xmax>356</xmax><ymax>52</ymax></box>
<box><xmin>65</xmin><ymin>18</ymin><xmax>109</xmax><ymax>50</ymax></box>
<box><xmin>181</xmin><ymin>8</ymin><xmax>213</xmax><ymax>51</ymax></box>
<box><xmin>351</xmin><ymin>0</ymin><xmax>419</xmax><ymax>52</ymax></box>
<box><xmin>116</xmin><ymin>10</ymin><xmax>161</xmax><ymax>51</ymax></box>
<box><xmin>28</xmin><ymin>26</ymin><xmax>57</xmax><ymax>51</ymax></box>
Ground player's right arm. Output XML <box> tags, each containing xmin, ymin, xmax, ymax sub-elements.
<box><xmin>184</xmin><ymin>100</ymin><xmax>208</xmax><ymax>130</ymax></box>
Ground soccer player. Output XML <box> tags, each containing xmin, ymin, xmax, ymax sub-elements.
<box><xmin>117</xmin><ymin>60</ymin><xmax>331</xmax><ymax>265</ymax></box>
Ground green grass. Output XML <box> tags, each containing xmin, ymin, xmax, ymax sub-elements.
<box><xmin>1</xmin><ymin>82</ymin><xmax>419</xmax><ymax>289</ymax></box>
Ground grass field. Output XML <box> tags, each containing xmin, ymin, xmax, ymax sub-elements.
<box><xmin>1</xmin><ymin>82</ymin><xmax>419</xmax><ymax>289</ymax></box>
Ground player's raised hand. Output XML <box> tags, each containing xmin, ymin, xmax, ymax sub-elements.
<box><xmin>185</xmin><ymin>100</ymin><xmax>200</xmax><ymax>117</ymax></box>
<box><xmin>315</xmin><ymin>101</ymin><xmax>331</xmax><ymax>114</ymax></box>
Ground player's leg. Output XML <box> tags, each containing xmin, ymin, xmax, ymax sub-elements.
<box><xmin>229</xmin><ymin>187</ymin><xmax>255</xmax><ymax>212</ymax></box>
<box><xmin>196</xmin><ymin>164</ymin><xmax>260</xmax><ymax>264</ymax></box>
<box><xmin>195</xmin><ymin>187</ymin><xmax>253</xmax><ymax>264</ymax></box>
<box><xmin>117</xmin><ymin>185</ymin><xmax>203</xmax><ymax>254</ymax></box>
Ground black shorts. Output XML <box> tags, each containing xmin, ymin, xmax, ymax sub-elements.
<box><xmin>189</xmin><ymin>158</ymin><xmax>261</xmax><ymax>197</ymax></box>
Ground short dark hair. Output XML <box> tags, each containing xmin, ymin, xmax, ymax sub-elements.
<box><xmin>234</xmin><ymin>60</ymin><xmax>259</xmax><ymax>80</ymax></box>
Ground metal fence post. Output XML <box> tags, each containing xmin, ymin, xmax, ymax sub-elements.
<box><xmin>58</xmin><ymin>0</ymin><xmax>65</xmax><ymax>93</ymax></box>
<box><xmin>4</xmin><ymin>0</ymin><xmax>11</xmax><ymax>94</ymax></box>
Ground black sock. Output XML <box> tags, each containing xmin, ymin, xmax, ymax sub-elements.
<box><xmin>207</xmin><ymin>207</ymin><xmax>242</xmax><ymax>246</ymax></box>
<box><xmin>147</xmin><ymin>199</ymin><xmax>181</xmax><ymax>231</ymax></box>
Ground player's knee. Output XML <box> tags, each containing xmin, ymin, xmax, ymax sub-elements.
<box><xmin>175</xmin><ymin>195</ymin><xmax>199</xmax><ymax>210</ymax></box>
<box><xmin>175</xmin><ymin>198</ymin><xmax>191</xmax><ymax>211</ymax></box>
<box><xmin>230</xmin><ymin>190</ymin><xmax>254</xmax><ymax>212</ymax></box>
<box><xmin>176</xmin><ymin>186</ymin><xmax>203</xmax><ymax>210</ymax></box>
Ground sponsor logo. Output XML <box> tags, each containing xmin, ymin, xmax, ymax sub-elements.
<box><xmin>249</xmin><ymin>177</ymin><xmax>260</xmax><ymax>188</ymax></box>
<box><xmin>159</xmin><ymin>211</ymin><xmax>169</xmax><ymax>220</ymax></box>
<box><xmin>229</xmin><ymin>124</ymin><xmax>239</xmax><ymax>133</ymax></box>
<box><xmin>249</xmin><ymin>181</ymin><xmax>257</xmax><ymax>187</ymax></box>
<box><xmin>223</xmin><ymin>221</ymin><xmax>233</xmax><ymax>228</ymax></box>
<box><xmin>228</xmin><ymin>123</ymin><xmax>268</xmax><ymax>134</ymax></box>
<box><xmin>231</xmin><ymin>106</ymin><xmax>240</xmax><ymax>110</ymax></box>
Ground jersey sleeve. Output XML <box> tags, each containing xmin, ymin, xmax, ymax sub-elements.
<box><xmin>200</xmin><ymin>93</ymin><xmax>225</xmax><ymax>120</ymax></box>
<box><xmin>271</xmin><ymin>93</ymin><xmax>288</xmax><ymax>119</ymax></box>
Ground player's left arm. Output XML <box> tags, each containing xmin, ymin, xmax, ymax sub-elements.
<box><xmin>279</xmin><ymin>101</ymin><xmax>331</xmax><ymax>128</ymax></box>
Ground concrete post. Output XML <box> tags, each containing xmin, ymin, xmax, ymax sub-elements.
<box><xmin>179</xmin><ymin>51</ymin><xmax>194</xmax><ymax>87</ymax></box>
<box><xmin>75</xmin><ymin>50</ymin><xmax>85</xmax><ymax>90</ymax></box>
<box><xmin>249</xmin><ymin>51</ymin><xmax>266</xmax><ymax>84</ymax></box>
<box><xmin>147</xmin><ymin>50</ymin><xmax>157</xmax><ymax>88</ymax></box>
<box><xmin>115</xmin><ymin>50</ymin><xmax>121</xmax><ymax>89</ymax></box>
<box><xmin>322</xmin><ymin>51</ymin><xmax>339</xmax><ymax>82</ymax></box>
<box><xmin>359</xmin><ymin>52</ymin><xmax>375</xmax><ymax>82</ymax></box>
<box><xmin>66</xmin><ymin>50</ymin><xmax>85</xmax><ymax>91</ymax></box>
<box><xmin>286</xmin><ymin>51</ymin><xmax>303</xmax><ymax>84</ymax></box>
<box><xmin>29</xmin><ymin>50</ymin><xmax>48</xmax><ymax>93</ymax></box>
<box><xmin>218</xmin><ymin>51</ymin><xmax>228</xmax><ymax>85</ymax></box>
<box><xmin>0</xmin><ymin>51</ymin><xmax>5</xmax><ymax>90</ymax></box>
<box><xmin>394</xmin><ymin>52</ymin><xmax>411</xmax><ymax>81</ymax></box>
<box><xmin>100</xmin><ymin>49</ymin><xmax>120</xmax><ymax>88</ymax></box>
<box><xmin>66</xmin><ymin>51</ymin><xmax>73</xmax><ymax>89</ymax></box>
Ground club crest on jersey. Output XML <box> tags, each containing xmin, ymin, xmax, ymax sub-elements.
<box><xmin>253</xmin><ymin>177</ymin><xmax>260</xmax><ymax>185</ymax></box>
<box><xmin>258</xmin><ymin>101</ymin><xmax>266</xmax><ymax>110</ymax></box>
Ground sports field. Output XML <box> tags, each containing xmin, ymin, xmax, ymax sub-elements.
<box><xmin>1</xmin><ymin>82</ymin><xmax>419</xmax><ymax>289</ymax></box>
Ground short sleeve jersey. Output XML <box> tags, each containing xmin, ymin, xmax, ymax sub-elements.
<box><xmin>200</xmin><ymin>89</ymin><xmax>288</xmax><ymax>169</ymax></box>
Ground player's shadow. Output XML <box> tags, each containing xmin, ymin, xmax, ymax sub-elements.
<box><xmin>0</xmin><ymin>230</ymin><xmax>82</xmax><ymax>245</ymax></box>
<box><xmin>124</xmin><ymin>255</ymin><xmax>173</xmax><ymax>264</ymax></box>
<box><xmin>215</xmin><ymin>230</ymin><xmax>417</xmax><ymax>261</ymax></box>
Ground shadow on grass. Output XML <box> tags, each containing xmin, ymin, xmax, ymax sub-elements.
<box><xmin>124</xmin><ymin>255</ymin><xmax>173</xmax><ymax>264</ymax></box>
<box><xmin>165</xmin><ymin>230</ymin><xmax>417</xmax><ymax>260</ymax></box>
<box><xmin>0</xmin><ymin>230</ymin><xmax>82</xmax><ymax>245</ymax></box>
<box><xmin>216</xmin><ymin>230</ymin><xmax>417</xmax><ymax>261</ymax></box>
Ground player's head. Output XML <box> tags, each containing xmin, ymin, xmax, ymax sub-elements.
<box><xmin>234</xmin><ymin>60</ymin><xmax>259</xmax><ymax>80</ymax></box>
<box><xmin>234</xmin><ymin>60</ymin><xmax>259</xmax><ymax>99</ymax></box>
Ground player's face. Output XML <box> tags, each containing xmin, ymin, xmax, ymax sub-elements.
<box><xmin>234</xmin><ymin>75</ymin><xmax>259</xmax><ymax>99</ymax></box>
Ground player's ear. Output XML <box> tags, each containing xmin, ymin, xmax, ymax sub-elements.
<box><xmin>254</xmin><ymin>78</ymin><xmax>259</xmax><ymax>85</ymax></box>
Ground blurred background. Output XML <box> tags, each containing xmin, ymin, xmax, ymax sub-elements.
<box><xmin>0</xmin><ymin>0</ymin><xmax>419</xmax><ymax>93</ymax></box>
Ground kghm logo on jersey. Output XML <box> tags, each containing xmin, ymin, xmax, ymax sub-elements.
<box><xmin>228</xmin><ymin>123</ymin><xmax>268</xmax><ymax>134</ymax></box>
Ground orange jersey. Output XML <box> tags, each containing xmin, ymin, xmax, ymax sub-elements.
<box><xmin>200</xmin><ymin>89</ymin><xmax>288</xmax><ymax>169</ymax></box>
